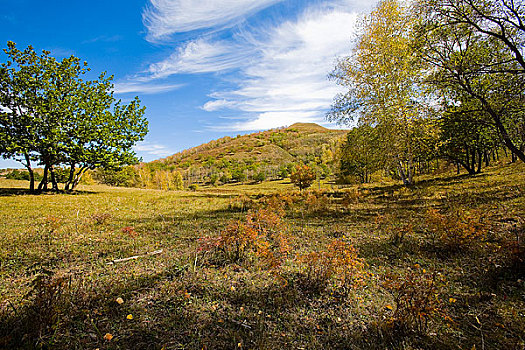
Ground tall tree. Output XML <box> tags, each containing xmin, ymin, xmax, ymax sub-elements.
<box><xmin>328</xmin><ymin>0</ymin><xmax>434</xmax><ymax>185</ymax></box>
<box><xmin>339</xmin><ymin>124</ymin><xmax>383</xmax><ymax>183</ymax></box>
<box><xmin>413</xmin><ymin>0</ymin><xmax>525</xmax><ymax>162</ymax></box>
<box><xmin>0</xmin><ymin>42</ymin><xmax>148</xmax><ymax>192</ymax></box>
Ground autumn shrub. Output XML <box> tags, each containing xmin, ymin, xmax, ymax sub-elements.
<box><xmin>381</xmin><ymin>265</ymin><xmax>448</xmax><ymax>335</ymax></box>
<box><xmin>121</xmin><ymin>226</ymin><xmax>138</xmax><ymax>238</ymax></box>
<box><xmin>198</xmin><ymin>207</ymin><xmax>289</xmax><ymax>269</ymax></box>
<box><xmin>495</xmin><ymin>220</ymin><xmax>525</xmax><ymax>277</ymax></box>
<box><xmin>341</xmin><ymin>188</ymin><xmax>362</xmax><ymax>208</ymax></box>
<box><xmin>305</xmin><ymin>191</ymin><xmax>331</xmax><ymax>214</ymax></box>
<box><xmin>259</xmin><ymin>193</ymin><xmax>294</xmax><ymax>212</ymax></box>
<box><xmin>228</xmin><ymin>194</ymin><xmax>255</xmax><ymax>212</ymax></box>
<box><xmin>290</xmin><ymin>165</ymin><xmax>316</xmax><ymax>190</ymax></box>
<box><xmin>425</xmin><ymin>207</ymin><xmax>488</xmax><ymax>250</ymax></box>
<box><xmin>297</xmin><ymin>239</ymin><xmax>366</xmax><ymax>295</ymax></box>
<box><xmin>7</xmin><ymin>268</ymin><xmax>70</xmax><ymax>346</ymax></box>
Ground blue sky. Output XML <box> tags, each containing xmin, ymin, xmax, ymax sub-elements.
<box><xmin>0</xmin><ymin>0</ymin><xmax>376</xmax><ymax>168</ymax></box>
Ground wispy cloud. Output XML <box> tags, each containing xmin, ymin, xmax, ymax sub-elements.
<box><xmin>147</xmin><ymin>38</ymin><xmax>253</xmax><ymax>78</ymax></box>
<box><xmin>203</xmin><ymin>4</ymin><xmax>366</xmax><ymax>131</ymax></box>
<box><xmin>143</xmin><ymin>0</ymin><xmax>283</xmax><ymax>41</ymax></box>
<box><xmin>113</xmin><ymin>82</ymin><xmax>183</xmax><ymax>95</ymax></box>
<box><xmin>134</xmin><ymin>142</ymin><xmax>174</xmax><ymax>159</ymax></box>
<box><xmin>141</xmin><ymin>0</ymin><xmax>376</xmax><ymax>129</ymax></box>
<box><xmin>210</xmin><ymin>111</ymin><xmax>321</xmax><ymax>132</ymax></box>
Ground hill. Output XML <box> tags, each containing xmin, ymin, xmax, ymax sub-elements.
<box><xmin>142</xmin><ymin>123</ymin><xmax>347</xmax><ymax>185</ymax></box>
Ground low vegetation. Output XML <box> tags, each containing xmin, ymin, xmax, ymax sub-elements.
<box><xmin>0</xmin><ymin>161</ymin><xmax>523</xmax><ymax>349</ymax></box>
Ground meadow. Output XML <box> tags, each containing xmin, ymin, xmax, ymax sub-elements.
<box><xmin>0</xmin><ymin>162</ymin><xmax>524</xmax><ymax>349</ymax></box>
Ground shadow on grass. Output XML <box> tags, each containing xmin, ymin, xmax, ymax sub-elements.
<box><xmin>0</xmin><ymin>187</ymin><xmax>99</xmax><ymax>197</ymax></box>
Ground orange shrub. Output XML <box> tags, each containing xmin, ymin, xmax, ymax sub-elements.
<box><xmin>382</xmin><ymin>265</ymin><xmax>447</xmax><ymax>334</ymax></box>
<box><xmin>290</xmin><ymin>165</ymin><xmax>316</xmax><ymax>190</ymax></box>
<box><xmin>341</xmin><ymin>189</ymin><xmax>362</xmax><ymax>208</ymax></box>
<box><xmin>228</xmin><ymin>194</ymin><xmax>255</xmax><ymax>212</ymax></box>
<box><xmin>425</xmin><ymin>208</ymin><xmax>488</xmax><ymax>249</ymax></box>
<box><xmin>305</xmin><ymin>191</ymin><xmax>330</xmax><ymax>214</ymax></box>
<box><xmin>198</xmin><ymin>207</ymin><xmax>290</xmax><ymax>268</ymax></box>
<box><xmin>298</xmin><ymin>239</ymin><xmax>366</xmax><ymax>294</ymax></box>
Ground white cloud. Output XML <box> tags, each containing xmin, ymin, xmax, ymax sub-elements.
<box><xmin>134</xmin><ymin>142</ymin><xmax>174</xmax><ymax>158</ymax></box>
<box><xmin>147</xmin><ymin>38</ymin><xmax>253</xmax><ymax>78</ymax></box>
<box><xmin>211</xmin><ymin>111</ymin><xmax>322</xmax><ymax>132</ymax></box>
<box><xmin>143</xmin><ymin>0</ymin><xmax>282</xmax><ymax>41</ymax></box>
<box><xmin>113</xmin><ymin>82</ymin><xmax>183</xmax><ymax>94</ymax></box>
<box><xmin>204</xmin><ymin>5</ymin><xmax>365</xmax><ymax>131</ymax></box>
<box><xmin>202</xmin><ymin>99</ymin><xmax>239</xmax><ymax>112</ymax></box>
<box><xmin>142</xmin><ymin>0</ymin><xmax>377</xmax><ymax>130</ymax></box>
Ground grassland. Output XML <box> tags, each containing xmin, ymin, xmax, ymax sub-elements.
<box><xmin>0</xmin><ymin>162</ymin><xmax>524</xmax><ymax>349</ymax></box>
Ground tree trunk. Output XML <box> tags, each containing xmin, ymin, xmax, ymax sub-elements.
<box><xmin>70</xmin><ymin>167</ymin><xmax>88</xmax><ymax>190</ymax></box>
<box><xmin>476</xmin><ymin>150</ymin><xmax>483</xmax><ymax>173</ymax></box>
<box><xmin>397</xmin><ymin>159</ymin><xmax>410</xmax><ymax>186</ymax></box>
<box><xmin>38</xmin><ymin>165</ymin><xmax>49</xmax><ymax>191</ymax></box>
<box><xmin>65</xmin><ymin>164</ymin><xmax>76</xmax><ymax>191</ymax></box>
<box><xmin>24</xmin><ymin>153</ymin><xmax>35</xmax><ymax>193</ymax></box>
<box><xmin>483</xmin><ymin>98</ymin><xmax>525</xmax><ymax>162</ymax></box>
<box><xmin>49</xmin><ymin>166</ymin><xmax>59</xmax><ymax>192</ymax></box>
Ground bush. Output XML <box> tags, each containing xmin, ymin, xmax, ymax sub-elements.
<box><xmin>228</xmin><ymin>194</ymin><xmax>255</xmax><ymax>212</ymax></box>
<box><xmin>253</xmin><ymin>171</ymin><xmax>266</xmax><ymax>183</ymax></box>
<box><xmin>297</xmin><ymin>239</ymin><xmax>366</xmax><ymax>295</ymax></box>
<box><xmin>198</xmin><ymin>207</ymin><xmax>289</xmax><ymax>269</ymax></box>
<box><xmin>305</xmin><ymin>191</ymin><xmax>330</xmax><ymax>214</ymax></box>
<box><xmin>425</xmin><ymin>208</ymin><xmax>488</xmax><ymax>250</ymax></box>
<box><xmin>381</xmin><ymin>265</ymin><xmax>447</xmax><ymax>335</ymax></box>
<box><xmin>4</xmin><ymin>169</ymin><xmax>43</xmax><ymax>181</ymax></box>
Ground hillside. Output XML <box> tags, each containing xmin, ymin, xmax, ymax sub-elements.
<box><xmin>142</xmin><ymin>123</ymin><xmax>348</xmax><ymax>185</ymax></box>
<box><xmin>0</xmin><ymin>162</ymin><xmax>523</xmax><ymax>349</ymax></box>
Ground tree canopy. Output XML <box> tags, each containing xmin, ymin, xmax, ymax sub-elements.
<box><xmin>329</xmin><ymin>0</ymin><xmax>524</xmax><ymax>186</ymax></box>
<box><xmin>0</xmin><ymin>42</ymin><xmax>148</xmax><ymax>192</ymax></box>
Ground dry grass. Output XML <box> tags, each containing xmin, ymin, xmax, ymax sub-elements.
<box><xmin>0</xmin><ymin>162</ymin><xmax>524</xmax><ymax>349</ymax></box>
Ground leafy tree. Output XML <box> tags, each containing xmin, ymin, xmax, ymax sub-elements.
<box><xmin>209</xmin><ymin>173</ymin><xmax>219</xmax><ymax>186</ymax></box>
<box><xmin>171</xmin><ymin>171</ymin><xmax>184</xmax><ymax>190</ymax></box>
<box><xmin>231</xmin><ymin>168</ymin><xmax>247</xmax><ymax>183</ymax></box>
<box><xmin>0</xmin><ymin>42</ymin><xmax>148</xmax><ymax>192</ymax></box>
<box><xmin>340</xmin><ymin>125</ymin><xmax>383</xmax><ymax>183</ymax></box>
<box><xmin>413</xmin><ymin>0</ymin><xmax>525</xmax><ymax>162</ymax></box>
<box><xmin>94</xmin><ymin>166</ymin><xmax>137</xmax><ymax>187</ymax></box>
<box><xmin>328</xmin><ymin>0</ymin><xmax>433</xmax><ymax>185</ymax></box>
<box><xmin>253</xmin><ymin>171</ymin><xmax>266</xmax><ymax>183</ymax></box>
<box><xmin>439</xmin><ymin>97</ymin><xmax>500</xmax><ymax>174</ymax></box>
<box><xmin>291</xmin><ymin>165</ymin><xmax>316</xmax><ymax>190</ymax></box>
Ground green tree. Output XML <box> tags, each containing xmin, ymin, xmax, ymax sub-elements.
<box><xmin>439</xmin><ymin>96</ymin><xmax>500</xmax><ymax>174</ymax></box>
<box><xmin>253</xmin><ymin>170</ymin><xmax>266</xmax><ymax>183</ymax></box>
<box><xmin>340</xmin><ymin>125</ymin><xmax>383</xmax><ymax>183</ymax></box>
<box><xmin>413</xmin><ymin>0</ymin><xmax>525</xmax><ymax>163</ymax></box>
<box><xmin>328</xmin><ymin>0</ymin><xmax>432</xmax><ymax>185</ymax></box>
<box><xmin>0</xmin><ymin>42</ymin><xmax>148</xmax><ymax>192</ymax></box>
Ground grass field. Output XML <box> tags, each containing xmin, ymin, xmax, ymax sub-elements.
<box><xmin>0</xmin><ymin>162</ymin><xmax>524</xmax><ymax>349</ymax></box>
